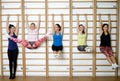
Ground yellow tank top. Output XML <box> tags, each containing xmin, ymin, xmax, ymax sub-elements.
<box><xmin>78</xmin><ymin>33</ymin><xmax>87</xmax><ymax>45</ymax></box>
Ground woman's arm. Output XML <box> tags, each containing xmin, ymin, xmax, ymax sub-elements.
<box><xmin>85</xmin><ymin>15</ymin><xmax>88</xmax><ymax>34</ymax></box>
<box><xmin>100</xmin><ymin>24</ymin><xmax>103</xmax><ymax>36</ymax></box>
<box><xmin>37</xmin><ymin>15</ymin><xmax>40</xmax><ymax>31</ymax></box>
<box><xmin>61</xmin><ymin>14</ymin><xmax>64</xmax><ymax>35</ymax></box>
<box><xmin>15</xmin><ymin>15</ymin><xmax>19</xmax><ymax>35</ymax></box>
<box><xmin>108</xmin><ymin>19</ymin><xmax>111</xmax><ymax>33</ymax></box>
<box><xmin>61</xmin><ymin>26</ymin><xmax>64</xmax><ymax>35</ymax></box>
<box><xmin>6</xmin><ymin>16</ymin><xmax>9</xmax><ymax>33</ymax></box>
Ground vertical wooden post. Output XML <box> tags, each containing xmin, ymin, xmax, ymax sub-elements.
<box><xmin>45</xmin><ymin>0</ymin><xmax>49</xmax><ymax>77</ymax></box>
<box><xmin>0</xmin><ymin>0</ymin><xmax>3</xmax><ymax>76</ymax></box>
<box><xmin>69</xmin><ymin>0</ymin><xmax>72</xmax><ymax>77</ymax></box>
<box><xmin>115</xmin><ymin>0</ymin><xmax>119</xmax><ymax>77</ymax></box>
<box><xmin>61</xmin><ymin>14</ymin><xmax>64</xmax><ymax>31</ymax></box>
<box><xmin>21</xmin><ymin>0</ymin><xmax>26</xmax><ymax>77</ymax></box>
<box><xmin>92</xmin><ymin>0</ymin><xmax>97</xmax><ymax>77</ymax></box>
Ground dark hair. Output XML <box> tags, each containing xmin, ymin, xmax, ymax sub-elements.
<box><xmin>31</xmin><ymin>23</ymin><xmax>36</xmax><ymax>26</ymax></box>
<box><xmin>9</xmin><ymin>24</ymin><xmax>15</xmax><ymax>30</ymax></box>
<box><xmin>55</xmin><ymin>24</ymin><xmax>61</xmax><ymax>31</ymax></box>
<box><xmin>79</xmin><ymin>24</ymin><xmax>85</xmax><ymax>34</ymax></box>
<box><xmin>102</xmin><ymin>23</ymin><xmax>109</xmax><ymax>31</ymax></box>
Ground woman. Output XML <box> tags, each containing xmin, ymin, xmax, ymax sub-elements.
<box><xmin>52</xmin><ymin>24</ymin><xmax>64</xmax><ymax>57</ymax></box>
<box><xmin>6</xmin><ymin>16</ymin><xmax>19</xmax><ymax>79</ymax></box>
<box><xmin>7</xmin><ymin>15</ymin><xmax>50</xmax><ymax>49</ymax></box>
<box><xmin>99</xmin><ymin>23</ymin><xmax>118</xmax><ymax>69</ymax></box>
<box><xmin>77</xmin><ymin>24</ymin><xmax>88</xmax><ymax>51</ymax></box>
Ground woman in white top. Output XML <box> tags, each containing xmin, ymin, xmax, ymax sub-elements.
<box><xmin>8</xmin><ymin>15</ymin><xmax>50</xmax><ymax>49</ymax></box>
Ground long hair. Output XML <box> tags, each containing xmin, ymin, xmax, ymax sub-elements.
<box><xmin>79</xmin><ymin>24</ymin><xmax>85</xmax><ymax>34</ymax></box>
<box><xmin>9</xmin><ymin>24</ymin><xmax>15</xmax><ymax>32</ymax></box>
<box><xmin>55</xmin><ymin>24</ymin><xmax>61</xmax><ymax>31</ymax></box>
<box><xmin>102</xmin><ymin>23</ymin><xmax>109</xmax><ymax>32</ymax></box>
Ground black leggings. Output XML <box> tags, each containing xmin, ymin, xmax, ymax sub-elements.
<box><xmin>7</xmin><ymin>49</ymin><xmax>18</xmax><ymax>77</ymax></box>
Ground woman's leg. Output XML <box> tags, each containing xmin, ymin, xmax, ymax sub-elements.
<box><xmin>110</xmin><ymin>56</ymin><xmax>116</xmax><ymax>64</ymax></box>
<box><xmin>9</xmin><ymin>37</ymin><xmax>33</xmax><ymax>48</ymax></box>
<box><xmin>9</xmin><ymin>37</ymin><xmax>22</xmax><ymax>43</ymax></box>
<box><xmin>12</xmin><ymin>49</ymin><xmax>19</xmax><ymax>79</ymax></box>
<box><xmin>58</xmin><ymin>51</ymin><xmax>62</xmax><ymax>55</ymax></box>
<box><xmin>33</xmin><ymin>30</ymin><xmax>51</xmax><ymax>48</ymax></box>
<box><xmin>33</xmin><ymin>35</ymin><xmax>47</xmax><ymax>48</ymax></box>
<box><xmin>106</xmin><ymin>56</ymin><xmax>113</xmax><ymax>65</ymax></box>
<box><xmin>8</xmin><ymin>50</ymin><xmax>13</xmax><ymax>79</ymax></box>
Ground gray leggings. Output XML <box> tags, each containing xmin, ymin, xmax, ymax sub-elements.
<box><xmin>77</xmin><ymin>45</ymin><xmax>88</xmax><ymax>51</ymax></box>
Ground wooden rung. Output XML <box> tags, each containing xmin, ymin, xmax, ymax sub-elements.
<box><xmin>25</xmin><ymin>1</ymin><xmax>45</xmax><ymax>3</ymax></box>
<box><xmin>96</xmin><ymin>52</ymin><xmax>116</xmax><ymax>54</ymax></box>
<box><xmin>97</xmin><ymin>8</ymin><xmax>117</xmax><ymax>9</ymax></box>
<box><xmin>49</xmin><ymin>70</ymin><xmax>69</xmax><ymax>72</ymax></box>
<box><xmin>73</xmin><ymin>58</ymin><xmax>92</xmax><ymax>60</ymax></box>
<box><xmin>49</xmin><ymin>64</ymin><xmax>69</xmax><ymax>66</ymax></box>
<box><xmin>25</xmin><ymin>8</ymin><xmax>46</xmax><ymax>9</ymax></box>
<box><xmin>96</xmin><ymin>71</ymin><xmax>115</xmax><ymax>72</ymax></box>
<box><xmin>48</xmin><ymin>58</ymin><xmax>69</xmax><ymax>60</ymax></box>
<box><xmin>97</xmin><ymin>14</ymin><xmax>116</xmax><ymax>16</ymax></box>
<box><xmin>73</xmin><ymin>64</ymin><xmax>92</xmax><ymax>66</ymax></box>
<box><xmin>3</xmin><ymin>58</ymin><xmax>22</xmax><ymax>60</ymax></box>
<box><xmin>26</xmin><ymin>70</ymin><xmax>45</xmax><ymax>72</ymax></box>
<box><xmin>72</xmin><ymin>0</ymin><xmax>93</xmax><ymax>2</ymax></box>
<box><xmin>73</xmin><ymin>71</ymin><xmax>92</xmax><ymax>72</ymax></box>
<box><xmin>2</xmin><ymin>8</ymin><xmax>21</xmax><ymax>10</ymax></box>
<box><xmin>3</xmin><ymin>64</ymin><xmax>22</xmax><ymax>66</ymax></box>
<box><xmin>96</xmin><ymin>64</ymin><xmax>111</xmax><ymax>66</ymax></box>
<box><xmin>1</xmin><ymin>1</ymin><xmax>21</xmax><ymax>3</ymax></box>
<box><xmin>26</xmin><ymin>64</ymin><xmax>45</xmax><ymax>66</ymax></box>
<box><xmin>3</xmin><ymin>70</ymin><xmax>22</xmax><ymax>72</ymax></box>
<box><xmin>48</xmin><ymin>0</ymin><xmax>69</xmax><ymax>3</ymax></box>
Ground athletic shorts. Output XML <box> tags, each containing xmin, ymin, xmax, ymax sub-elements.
<box><xmin>29</xmin><ymin>41</ymin><xmax>35</xmax><ymax>46</ymax></box>
<box><xmin>77</xmin><ymin>45</ymin><xmax>88</xmax><ymax>51</ymax></box>
<box><xmin>52</xmin><ymin>45</ymin><xmax>63</xmax><ymax>51</ymax></box>
<box><xmin>100</xmin><ymin>46</ymin><xmax>113</xmax><ymax>57</ymax></box>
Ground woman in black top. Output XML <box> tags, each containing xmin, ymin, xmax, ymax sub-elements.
<box><xmin>99</xmin><ymin>23</ymin><xmax>118</xmax><ymax>69</ymax></box>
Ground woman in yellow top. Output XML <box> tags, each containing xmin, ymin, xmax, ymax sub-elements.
<box><xmin>77</xmin><ymin>24</ymin><xmax>88</xmax><ymax>51</ymax></box>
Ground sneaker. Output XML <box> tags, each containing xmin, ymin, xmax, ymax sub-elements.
<box><xmin>114</xmin><ymin>64</ymin><xmax>119</xmax><ymax>68</ymax></box>
<box><xmin>112</xmin><ymin>64</ymin><xmax>116</xmax><ymax>69</ymax></box>
<box><xmin>54</xmin><ymin>54</ymin><xmax>57</xmax><ymax>57</ymax></box>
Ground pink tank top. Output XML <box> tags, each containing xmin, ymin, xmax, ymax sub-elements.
<box><xmin>27</xmin><ymin>29</ymin><xmax>38</xmax><ymax>41</ymax></box>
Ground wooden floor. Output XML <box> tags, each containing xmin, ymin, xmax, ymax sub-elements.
<box><xmin>0</xmin><ymin>76</ymin><xmax>120</xmax><ymax>81</ymax></box>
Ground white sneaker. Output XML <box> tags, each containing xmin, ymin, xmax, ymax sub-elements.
<box><xmin>112</xmin><ymin>64</ymin><xmax>116</xmax><ymax>69</ymax></box>
<box><xmin>114</xmin><ymin>64</ymin><xmax>119</xmax><ymax>68</ymax></box>
<box><xmin>54</xmin><ymin>54</ymin><xmax>57</xmax><ymax>57</ymax></box>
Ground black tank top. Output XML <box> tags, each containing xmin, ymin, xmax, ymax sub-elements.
<box><xmin>100</xmin><ymin>32</ymin><xmax>111</xmax><ymax>46</ymax></box>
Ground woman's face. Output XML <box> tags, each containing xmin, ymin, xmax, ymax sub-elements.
<box><xmin>10</xmin><ymin>27</ymin><xmax>16</xmax><ymax>33</ymax></box>
<box><xmin>54</xmin><ymin>25</ymin><xmax>60</xmax><ymax>32</ymax></box>
<box><xmin>79</xmin><ymin>26</ymin><xmax>84</xmax><ymax>31</ymax></box>
<box><xmin>103</xmin><ymin>25</ymin><xmax>108</xmax><ymax>32</ymax></box>
<box><xmin>30</xmin><ymin>24</ymin><xmax>36</xmax><ymax>30</ymax></box>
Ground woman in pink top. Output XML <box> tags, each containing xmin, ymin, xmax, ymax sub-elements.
<box><xmin>8</xmin><ymin>15</ymin><xmax>50</xmax><ymax>49</ymax></box>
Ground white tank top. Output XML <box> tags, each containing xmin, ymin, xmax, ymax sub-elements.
<box><xmin>27</xmin><ymin>29</ymin><xmax>38</xmax><ymax>41</ymax></box>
